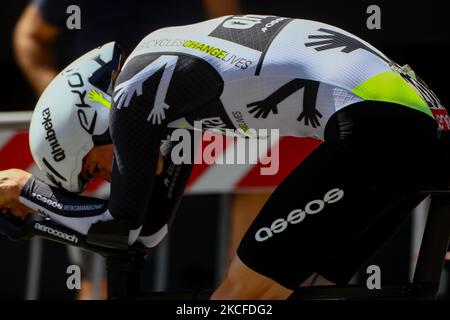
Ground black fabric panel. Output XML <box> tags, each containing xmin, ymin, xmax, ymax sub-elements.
<box><xmin>21</xmin><ymin>176</ymin><xmax>108</xmax><ymax>218</ymax></box>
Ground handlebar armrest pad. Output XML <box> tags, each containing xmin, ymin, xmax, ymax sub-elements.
<box><xmin>86</xmin><ymin>219</ymin><xmax>130</xmax><ymax>250</ymax></box>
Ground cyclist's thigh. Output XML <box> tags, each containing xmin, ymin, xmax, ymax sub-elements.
<box><xmin>237</xmin><ymin>104</ymin><xmax>441</xmax><ymax>289</ymax></box>
<box><xmin>316</xmin><ymin>192</ymin><xmax>428</xmax><ymax>284</ymax></box>
<box><xmin>237</xmin><ymin>140</ymin><xmax>416</xmax><ymax>289</ymax></box>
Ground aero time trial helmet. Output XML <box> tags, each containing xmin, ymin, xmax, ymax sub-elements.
<box><xmin>29</xmin><ymin>42</ymin><xmax>123</xmax><ymax>192</ymax></box>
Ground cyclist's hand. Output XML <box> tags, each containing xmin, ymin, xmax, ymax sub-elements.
<box><xmin>0</xmin><ymin>169</ymin><xmax>33</xmax><ymax>218</ymax></box>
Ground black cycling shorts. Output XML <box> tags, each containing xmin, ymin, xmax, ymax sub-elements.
<box><xmin>237</xmin><ymin>100</ymin><xmax>450</xmax><ymax>289</ymax></box>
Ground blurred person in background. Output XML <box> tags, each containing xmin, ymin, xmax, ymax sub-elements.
<box><xmin>13</xmin><ymin>0</ymin><xmax>242</xmax><ymax>299</ymax></box>
<box><xmin>14</xmin><ymin>0</ymin><xmax>242</xmax><ymax>97</ymax></box>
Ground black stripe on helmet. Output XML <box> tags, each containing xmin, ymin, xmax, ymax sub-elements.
<box><xmin>42</xmin><ymin>157</ymin><xmax>68</xmax><ymax>181</ymax></box>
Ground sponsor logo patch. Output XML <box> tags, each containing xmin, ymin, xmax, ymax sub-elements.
<box><xmin>34</xmin><ymin>223</ymin><xmax>79</xmax><ymax>244</ymax></box>
<box><xmin>255</xmin><ymin>188</ymin><xmax>344</xmax><ymax>242</ymax></box>
<box><xmin>41</xmin><ymin>108</ymin><xmax>66</xmax><ymax>162</ymax></box>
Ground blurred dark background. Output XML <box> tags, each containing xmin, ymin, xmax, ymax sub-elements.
<box><xmin>2</xmin><ymin>0</ymin><xmax>448</xmax><ymax>111</ymax></box>
<box><xmin>0</xmin><ymin>0</ymin><xmax>449</xmax><ymax>299</ymax></box>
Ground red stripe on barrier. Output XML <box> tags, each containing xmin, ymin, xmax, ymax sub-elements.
<box><xmin>0</xmin><ymin>131</ymin><xmax>321</xmax><ymax>192</ymax></box>
<box><xmin>73</xmin><ymin>131</ymin><xmax>236</xmax><ymax>193</ymax></box>
<box><xmin>187</xmin><ymin>132</ymin><xmax>234</xmax><ymax>189</ymax></box>
<box><xmin>0</xmin><ymin>132</ymin><xmax>34</xmax><ymax>170</ymax></box>
<box><xmin>187</xmin><ymin>140</ymin><xmax>211</xmax><ymax>189</ymax></box>
<box><xmin>236</xmin><ymin>137</ymin><xmax>321</xmax><ymax>189</ymax></box>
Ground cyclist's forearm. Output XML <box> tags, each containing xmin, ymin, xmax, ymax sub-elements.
<box><xmin>138</xmin><ymin>161</ymin><xmax>192</xmax><ymax>244</ymax></box>
<box><xmin>19</xmin><ymin>176</ymin><xmax>113</xmax><ymax>235</ymax></box>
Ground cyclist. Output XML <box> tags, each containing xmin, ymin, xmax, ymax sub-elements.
<box><xmin>1</xmin><ymin>15</ymin><xmax>449</xmax><ymax>299</ymax></box>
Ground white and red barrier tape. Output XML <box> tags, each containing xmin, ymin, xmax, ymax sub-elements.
<box><xmin>0</xmin><ymin>130</ymin><xmax>321</xmax><ymax>195</ymax></box>
<box><xmin>2</xmin><ymin>130</ymin><xmax>450</xmax><ymax>262</ymax></box>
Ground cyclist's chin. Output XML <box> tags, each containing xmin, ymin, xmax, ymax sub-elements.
<box><xmin>102</xmin><ymin>171</ymin><xmax>112</xmax><ymax>182</ymax></box>
<box><xmin>79</xmin><ymin>177</ymin><xmax>109</xmax><ymax>192</ymax></box>
<box><xmin>93</xmin><ymin>176</ymin><xmax>111</xmax><ymax>184</ymax></box>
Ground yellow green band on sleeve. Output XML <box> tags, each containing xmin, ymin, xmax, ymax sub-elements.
<box><xmin>351</xmin><ymin>70</ymin><xmax>433</xmax><ymax>117</ymax></box>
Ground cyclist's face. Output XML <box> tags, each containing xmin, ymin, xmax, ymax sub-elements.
<box><xmin>81</xmin><ymin>144</ymin><xmax>114</xmax><ymax>184</ymax></box>
<box><xmin>80</xmin><ymin>144</ymin><xmax>164</xmax><ymax>184</ymax></box>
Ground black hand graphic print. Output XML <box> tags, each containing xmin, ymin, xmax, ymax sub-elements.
<box><xmin>305</xmin><ymin>28</ymin><xmax>392</xmax><ymax>64</ymax></box>
<box><xmin>247</xmin><ymin>79</ymin><xmax>322</xmax><ymax>127</ymax></box>
<box><xmin>295</xmin><ymin>80</ymin><xmax>321</xmax><ymax>128</ymax></box>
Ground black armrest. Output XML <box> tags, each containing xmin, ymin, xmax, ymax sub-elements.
<box><xmin>0</xmin><ymin>213</ymin><xmax>30</xmax><ymax>241</ymax></box>
<box><xmin>86</xmin><ymin>220</ymin><xmax>130</xmax><ymax>251</ymax></box>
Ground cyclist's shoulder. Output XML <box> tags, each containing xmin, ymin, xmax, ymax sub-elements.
<box><xmin>126</xmin><ymin>17</ymin><xmax>231</xmax><ymax>54</ymax></box>
<box><xmin>118</xmin><ymin>15</ymin><xmax>399</xmax><ymax>93</ymax></box>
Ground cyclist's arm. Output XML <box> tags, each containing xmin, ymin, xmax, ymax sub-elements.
<box><xmin>107</xmin><ymin>55</ymin><xmax>176</xmax><ymax>245</ymax></box>
<box><xmin>111</xmin><ymin>52</ymin><xmax>227</xmax><ymax>245</ymax></box>
<box><xmin>17</xmin><ymin>143</ymin><xmax>193</xmax><ymax>248</ymax></box>
<box><xmin>19</xmin><ymin>175</ymin><xmax>112</xmax><ymax>235</ymax></box>
<box><xmin>136</xmin><ymin>138</ymin><xmax>194</xmax><ymax>247</ymax></box>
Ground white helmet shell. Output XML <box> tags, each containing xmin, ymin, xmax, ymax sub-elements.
<box><xmin>29</xmin><ymin>42</ymin><xmax>123</xmax><ymax>192</ymax></box>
